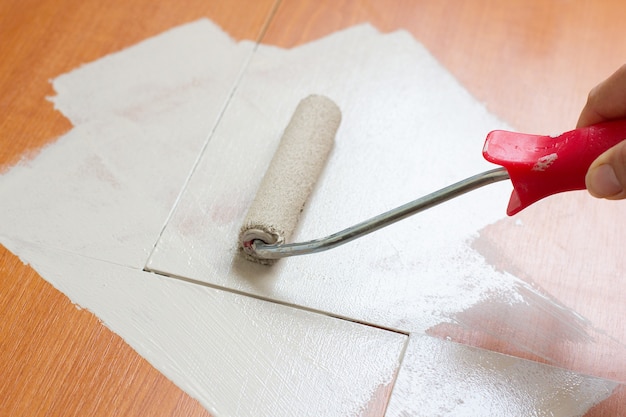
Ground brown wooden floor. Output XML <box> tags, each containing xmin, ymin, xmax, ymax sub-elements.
<box><xmin>3</xmin><ymin>0</ymin><xmax>626</xmax><ymax>415</ymax></box>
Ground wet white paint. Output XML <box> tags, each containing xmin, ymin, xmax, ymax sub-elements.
<box><xmin>2</xmin><ymin>237</ymin><xmax>405</xmax><ymax>417</ymax></box>
<box><xmin>0</xmin><ymin>18</ymin><xmax>620</xmax><ymax>415</ymax></box>
<box><xmin>148</xmin><ymin>22</ymin><xmax>516</xmax><ymax>334</ymax></box>
<box><xmin>0</xmin><ymin>20</ymin><xmax>407</xmax><ymax>417</ymax></box>
<box><xmin>387</xmin><ymin>334</ymin><xmax>616</xmax><ymax>417</ymax></box>
<box><xmin>532</xmin><ymin>152</ymin><xmax>558</xmax><ymax>171</ymax></box>
<box><xmin>1</xmin><ymin>20</ymin><xmax>254</xmax><ymax>268</ymax></box>
<box><xmin>144</xmin><ymin>21</ymin><xmax>624</xmax><ymax>383</ymax></box>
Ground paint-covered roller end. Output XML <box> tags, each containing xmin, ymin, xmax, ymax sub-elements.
<box><xmin>239</xmin><ymin>95</ymin><xmax>342</xmax><ymax>265</ymax></box>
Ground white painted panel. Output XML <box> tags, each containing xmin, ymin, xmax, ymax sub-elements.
<box><xmin>146</xmin><ymin>23</ymin><xmax>626</xmax><ymax>382</ymax></box>
<box><xmin>147</xmin><ymin>24</ymin><xmax>512</xmax><ymax>331</ymax></box>
<box><xmin>148</xmin><ymin>20</ymin><xmax>625</xmax><ymax>371</ymax></box>
<box><xmin>0</xmin><ymin>19</ymin><xmax>254</xmax><ymax>269</ymax></box>
<box><xmin>1</xmin><ymin>237</ymin><xmax>405</xmax><ymax>417</ymax></box>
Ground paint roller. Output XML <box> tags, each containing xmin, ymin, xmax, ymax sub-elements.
<box><xmin>240</xmin><ymin>95</ymin><xmax>626</xmax><ymax>264</ymax></box>
<box><xmin>239</xmin><ymin>95</ymin><xmax>340</xmax><ymax>265</ymax></box>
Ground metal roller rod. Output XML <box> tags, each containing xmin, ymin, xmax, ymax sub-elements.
<box><xmin>250</xmin><ymin>167</ymin><xmax>510</xmax><ymax>259</ymax></box>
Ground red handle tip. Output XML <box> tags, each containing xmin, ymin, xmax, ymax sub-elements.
<box><xmin>483</xmin><ymin>120</ymin><xmax>626</xmax><ymax>215</ymax></box>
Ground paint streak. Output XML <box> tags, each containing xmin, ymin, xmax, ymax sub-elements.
<box><xmin>471</xmin><ymin>192</ymin><xmax>626</xmax><ymax>383</ymax></box>
<box><xmin>386</xmin><ymin>334</ymin><xmax>618</xmax><ymax>417</ymax></box>
<box><xmin>532</xmin><ymin>152</ymin><xmax>558</xmax><ymax>171</ymax></box>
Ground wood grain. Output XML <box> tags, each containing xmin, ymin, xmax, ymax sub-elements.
<box><xmin>0</xmin><ymin>0</ymin><xmax>276</xmax><ymax>416</ymax></box>
<box><xmin>0</xmin><ymin>0</ymin><xmax>276</xmax><ymax>171</ymax></box>
<box><xmin>263</xmin><ymin>0</ymin><xmax>626</xmax><ymax>134</ymax></box>
<box><xmin>0</xmin><ymin>245</ymin><xmax>211</xmax><ymax>416</ymax></box>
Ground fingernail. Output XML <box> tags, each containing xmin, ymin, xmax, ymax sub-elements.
<box><xmin>588</xmin><ymin>164</ymin><xmax>623</xmax><ymax>197</ymax></box>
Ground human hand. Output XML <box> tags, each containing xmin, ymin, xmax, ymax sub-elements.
<box><xmin>578</xmin><ymin>64</ymin><xmax>626</xmax><ymax>199</ymax></box>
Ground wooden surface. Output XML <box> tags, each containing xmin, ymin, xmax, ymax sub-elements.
<box><xmin>2</xmin><ymin>0</ymin><xmax>626</xmax><ymax>415</ymax></box>
<box><xmin>0</xmin><ymin>247</ymin><xmax>212</xmax><ymax>416</ymax></box>
<box><xmin>264</xmin><ymin>0</ymin><xmax>626</xmax><ymax>135</ymax></box>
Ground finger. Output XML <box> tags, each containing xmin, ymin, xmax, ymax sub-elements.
<box><xmin>585</xmin><ymin>139</ymin><xmax>626</xmax><ymax>199</ymax></box>
<box><xmin>577</xmin><ymin>64</ymin><xmax>626</xmax><ymax>128</ymax></box>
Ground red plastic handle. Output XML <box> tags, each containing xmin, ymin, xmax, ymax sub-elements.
<box><xmin>483</xmin><ymin>119</ymin><xmax>626</xmax><ymax>215</ymax></box>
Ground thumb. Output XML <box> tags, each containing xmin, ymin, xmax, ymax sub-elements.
<box><xmin>586</xmin><ymin>139</ymin><xmax>626</xmax><ymax>199</ymax></box>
